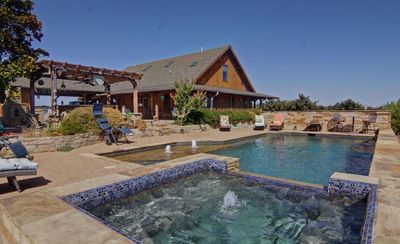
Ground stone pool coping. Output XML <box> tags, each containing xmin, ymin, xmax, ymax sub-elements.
<box><xmin>368</xmin><ymin>129</ymin><xmax>400</xmax><ymax>243</ymax></box>
<box><xmin>97</xmin><ymin>130</ymin><xmax>374</xmax><ymax>159</ymax></box>
<box><xmin>0</xmin><ymin>130</ymin><xmax>387</xmax><ymax>243</ymax></box>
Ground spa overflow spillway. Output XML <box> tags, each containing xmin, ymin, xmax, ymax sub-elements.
<box><xmin>109</xmin><ymin>134</ymin><xmax>375</xmax><ymax>185</ymax></box>
<box><xmin>87</xmin><ymin>172</ymin><xmax>366</xmax><ymax>243</ymax></box>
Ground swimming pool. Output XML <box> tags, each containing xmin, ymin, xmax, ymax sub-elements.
<box><xmin>108</xmin><ymin>134</ymin><xmax>375</xmax><ymax>185</ymax></box>
<box><xmin>211</xmin><ymin>134</ymin><xmax>375</xmax><ymax>185</ymax></box>
<box><xmin>87</xmin><ymin>171</ymin><xmax>366</xmax><ymax>243</ymax></box>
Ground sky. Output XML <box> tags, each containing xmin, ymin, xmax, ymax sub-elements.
<box><xmin>32</xmin><ymin>0</ymin><xmax>400</xmax><ymax>106</ymax></box>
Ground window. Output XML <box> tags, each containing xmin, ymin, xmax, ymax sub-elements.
<box><xmin>222</xmin><ymin>64</ymin><xmax>228</xmax><ymax>81</ymax></box>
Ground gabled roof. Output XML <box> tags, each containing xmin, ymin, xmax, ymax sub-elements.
<box><xmin>124</xmin><ymin>46</ymin><xmax>229</xmax><ymax>92</ymax></box>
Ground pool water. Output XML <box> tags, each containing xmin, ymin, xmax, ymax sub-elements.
<box><xmin>211</xmin><ymin>134</ymin><xmax>375</xmax><ymax>185</ymax></box>
<box><xmin>88</xmin><ymin>172</ymin><xmax>366</xmax><ymax>243</ymax></box>
<box><xmin>110</xmin><ymin>134</ymin><xmax>374</xmax><ymax>185</ymax></box>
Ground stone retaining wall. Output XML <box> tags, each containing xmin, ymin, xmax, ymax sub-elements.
<box><xmin>262</xmin><ymin>110</ymin><xmax>391</xmax><ymax>131</ymax></box>
<box><xmin>21</xmin><ymin>133</ymin><xmax>101</xmax><ymax>153</ymax></box>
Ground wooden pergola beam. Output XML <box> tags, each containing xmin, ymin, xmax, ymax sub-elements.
<box><xmin>37</xmin><ymin>60</ymin><xmax>142</xmax><ymax>84</ymax></box>
<box><xmin>33</xmin><ymin>59</ymin><xmax>143</xmax><ymax>115</ymax></box>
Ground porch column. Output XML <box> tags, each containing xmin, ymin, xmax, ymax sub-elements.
<box><xmin>105</xmin><ymin>84</ymin><xmax>111</xmax><ymax>105</ymax></box>
<box><xmin>29</xmin><ymin>78</ymin><xmax>35</xmax><ymax>115</ymax></box>
<box><xmin>133</xmin><ymin>88</ymin><xmax>139</xmax><ymax>114</ymax></box>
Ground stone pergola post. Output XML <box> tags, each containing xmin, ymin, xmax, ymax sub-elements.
<box><xmin>133</xmin><ymin>88</ymin><xmax>138</xmax><ymax>114</ymax></box>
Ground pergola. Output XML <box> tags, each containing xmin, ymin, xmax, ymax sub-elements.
<box><xmin>30</xmin><ymin>60</ymin><xmax>143</xmax><ymax>115</ymax></box>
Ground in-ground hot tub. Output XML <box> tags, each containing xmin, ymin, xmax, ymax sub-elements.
<box><xmin>63</xmin><ymin>158</ymin><xmax>377</xmax><ymax>243</ymax></box>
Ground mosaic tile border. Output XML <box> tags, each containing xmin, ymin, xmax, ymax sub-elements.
<box><xmin>328</xmin><ymin>178</ymin><xmax>373</xmax><ymax>199</ymax></box>
<box><xmin>328</xmin><ymin>178</ymin><xmax>378</xmax><ymax>244</ymax></box>
<box><xmin>62</xmin><ymin>159</ymin><xmax>228</xmax><ymax>210</ymax></box>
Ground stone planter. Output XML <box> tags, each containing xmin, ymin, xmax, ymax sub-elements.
<box><xmin>21</xmin><ymin>132</ymin><xmax>101</xmax><ymax>153</ymax></box>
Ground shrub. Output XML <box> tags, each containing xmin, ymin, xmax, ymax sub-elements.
<box><xmin>60</xmin><ymin>107</ymin><xmax>99</xmax><ymax>135</ymax></box>
<box><xmin>188</xmin><ymin>109</ymin><xmax>255</xmax><ymax>126</ymax></box>
<box><xmin>60</xmin><ymin>107</ymin><xmax>126</xmax><ymax>135</ymax></box>
<box><xmin>103</xmin><ymin>107</ymin><xmax>127</xmax><ymax>127</ymax></box>
<box><xmin>172</xmin><ymin>80</ymin><xmax>206</xmax><ymax>125</ymax></box>
<box><xmin>382</xmin><ymin>100</ymin><xmax>400</xmax><ymax>135</ymax></box>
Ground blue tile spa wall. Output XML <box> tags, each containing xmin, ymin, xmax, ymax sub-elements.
<box><xmin>328</xmin><ymin>178</ymin><xmax>378</xmax><ymax>244</ymax></box>
<box><xmin>63</xmin><ymin>159</ymin><xmax>228</xmax><ymax>210</ymax></box>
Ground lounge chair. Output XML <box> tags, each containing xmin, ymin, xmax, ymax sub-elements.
<box><xmin>219</xmin><ymin>115</ymin><xmax>231</xmax><ymax>131</ymax></box>
<box><xmin>269</xmin><ymin>114</ymin><xmax>285</xmax><ymax>131</ymax></box>
<box><xmin>304</xmin><ymin>116</ymin><xmax>323</xmax><ymax>132</ymax></box>
<box><xmin>96</xmin><ymin>118</ymin><xmax>133</xmax><ymax>145</ymax></box>
<box><xmin>0</xmin><ymin>122</ymin><xmax>21</xmax><ymax>136</ymax></box>
<box><xmin>253</xmin><ymin>115</ymin><xmax>265</xmax><ymax>130</ymax></box>
<box><xmin>92</xmin><ymin>103</ymin><xmax>103</xmax><ymax>117</ymax></box>
<box><xmin>0</xmin><ymin>158</ymin><xmax>38</xmax><ymax>192</ymax></box>
<box><xmin>8</xmin><ymin>140</ymin><xmax>33</xmax><ymax>160</ymax></box>
<box><xmin>0</xmin><ymin>136</ymin><xmax>33</xmax><ymax>160</ymax></box>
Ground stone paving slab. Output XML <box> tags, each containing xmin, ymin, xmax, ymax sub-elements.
<box><xmin>0</xmin><ymin>191</ymin><xmax>70</xmax><ymax>227</ymax></box>
<box><xmin>20</xmin><ymin>209</ymin><xmax>123</xmax><ymax>244</ymax></box>
<box><xmin>369</xmin><ymin>129</ymin><xmax>400</xmax><ymax>243</ymax></box>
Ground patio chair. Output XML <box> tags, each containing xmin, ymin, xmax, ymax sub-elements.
<box><xmin>327</xmin><ymin>113</ymin><xmax>345</xmax><ymax>132</ymax></box>
<box><xmin>304</xmin><ymin>116</ymin><xmax>323</xmax><ymax>132</ymax></box>
<box><xmin>219</xmin><ymin>115</ymin><xmax>231</xmax><ymax>131</ymax></box>
<box><xmin>253</xmin><ymin>115</ymin><xmax>265</xmax><ymax>130</ymax></box>
<box><xmin>8</xmin><ymin>141</ymin><xmax>33</xmax><ymax>160</ymax></box>
<box><xmin>328</xmin><ymin>115</ymin><xmax>355</xmax><ymax>133</ymax></box>
<box><xmin>0</xmin><ymin>158</ymin><xmax>38</xmax><ymax>192</ymax></box>
<box><xmin>269</xmin><ymin>114</ymin><xmax>285</xmax><ymax>131</ymax></box>
<box><xmin>0</xmin><ymin>122</ymin><xmax>21</xmax><ymax>136</ymax></box>
<box><xmin>362</xmin><ymin>114</ymin><xmax>377</xmax><ymax>133</ymax></box>
<box><xmin>96</xmin><ymin>118</ymin><xmax>133</xmax><ymax>145</ymax></box>
<box><xmin>92</xmin><ymin>103</ymin><xmax>103</xmax><ymax>117</ymax></box>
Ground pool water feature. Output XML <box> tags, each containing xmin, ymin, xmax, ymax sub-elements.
<box><xmin>88</xmin><ymin>172</ymin><xmax>366</xmax><ymax>243</ymax></box>
<box><xmin>109</xmin><ymin>134</ymin><xmax>374</xmax><ymax>185</ymax></box>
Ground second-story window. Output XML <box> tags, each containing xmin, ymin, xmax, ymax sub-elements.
<box><xmin>222</xmin><ymin>64</ymin><xmax>228</xmax><ymax>81</ymax></box>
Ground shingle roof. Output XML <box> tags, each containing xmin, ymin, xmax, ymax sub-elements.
<box><xmin>11</xmin><ymin>46</ymin><xmax>278</xmax><ymax>99</ymax></box>
<box><xmin>123</xmin><ymin>46</ymin><xmax>229</xmax><ymax>92</ymax></box>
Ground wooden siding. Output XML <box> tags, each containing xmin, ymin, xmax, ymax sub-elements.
<box><xmin>205</xmin><ymin>58</ymin><xmax>247</xmax><ymax>91</ymax></box>
<box><xmin>196</xmin><ymin>50</ymin><xmax>254</xmax><ymax>92</ymax></box>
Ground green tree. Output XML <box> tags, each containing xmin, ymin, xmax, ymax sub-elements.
<box><xmin>172</xmin><ymin>80</ymin><xmax>206</xmax><ymax>125</ymax></box>
<box><xmin>0</xmin><ymin>0</ymin><xmax>48</xmax><ymax>102</ymax></box>
<box><xmin>329</xmin><ymin>99</ymin><xmax>365</xmax><ymax>110</ymax></box>
<box><xmin>382</xmin><ymin>100</ymin><xmax>400</xmax><ymax>135</ymax></box>
<box><xmin>291</xmin><ymin>94</ymin><xmax>319</xmax><ymax>110</ymax></box>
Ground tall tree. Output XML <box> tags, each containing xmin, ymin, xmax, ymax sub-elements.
<box><xmin>0</xmin><ymin>0</ymin><xmax>47</xmax><ymax>102</ymax></box>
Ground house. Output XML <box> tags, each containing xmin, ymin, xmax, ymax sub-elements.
<box><xmin>10</xmin><ymin>45</ymin><xmax>277</xmax><ymax>121</ymax></box>
<box><xmin>112</xmin><ymin>45</ymin><xmax>277</xmax><ymax>119</ymax></box>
